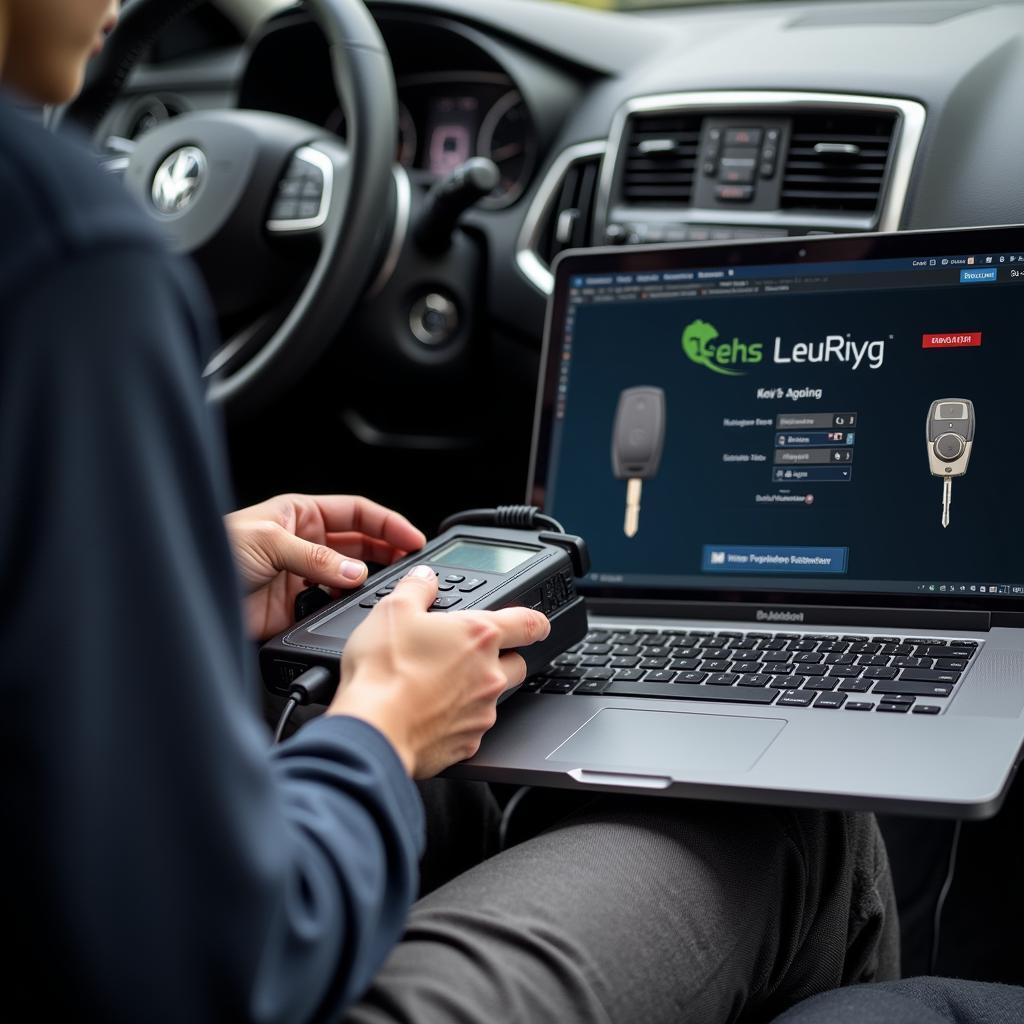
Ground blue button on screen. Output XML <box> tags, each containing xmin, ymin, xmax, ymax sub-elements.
<box><xmin>702</xmin><ymin>545</ymin><xmax>849</xmax><ymax>575</ymax></box>
<box><xmin>960</xmin><ymin>268</ymin><xmax>997</xmax><ymax>283</ymax></box>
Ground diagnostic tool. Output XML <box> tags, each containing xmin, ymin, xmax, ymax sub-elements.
<box><xmin>261</xmin><ymin>512</ymin><xmax>590</xmax><ymax>704</ymax></box>
<box><xmin>612</xmin><ymin>386</ymin><xmax>666</xmax><ymax>538</ymax></box>
<box><xmin>926</xmin><ymin>398</ymin><xmax>975</xmax><ymax>528</ymax></box>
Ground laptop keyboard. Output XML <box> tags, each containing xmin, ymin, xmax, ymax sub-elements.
<box><xmin>522</xmin><ymin>628</ymin><xmax>981</xmax><ymax>714</ymax></box>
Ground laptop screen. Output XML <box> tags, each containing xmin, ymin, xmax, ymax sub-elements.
<box><xmin>530</xmin><ymin>225</ymin><xmax>1024</xmax><ymax>608</ymax></box>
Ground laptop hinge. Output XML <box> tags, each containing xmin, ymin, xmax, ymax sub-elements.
<box><xmin>586</xmin><ymin>598</ymin><xmax>992</xmax><ymax>633</ymax></box>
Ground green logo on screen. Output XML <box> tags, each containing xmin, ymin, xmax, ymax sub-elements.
<box><xmin>681</xmin><ymin>318</ymin><xmax>763</xmax><ymax>376</ymax></box>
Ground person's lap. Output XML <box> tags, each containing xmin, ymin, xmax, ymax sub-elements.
<box><xmin>345</xmin><ymin>783</ymin><xmax>899</xmax><ymax>1024</ymax></box>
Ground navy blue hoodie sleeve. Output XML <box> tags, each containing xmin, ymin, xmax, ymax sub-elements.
<box><xmin>0</xmin><ymin>123</ymin><xmax>424</xmax><ymax>1021</ymax></box>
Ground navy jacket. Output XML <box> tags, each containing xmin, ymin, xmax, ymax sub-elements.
<box><xmin>0</xmin><ymin>96</ymin><xmax>424</xmax><ymax>1021</ymax></box>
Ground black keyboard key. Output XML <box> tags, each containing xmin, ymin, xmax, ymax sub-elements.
<box><xmin>549</xmin><ymin>665</ymin><xmax>585</xmax><ymax>680</ymax></box>
<box><xmin>862</xmin><ymin>667</ymin><xmax>898</xmax><ymax>680</ymax></box>
<box><xmin>611</xmin><ymin>644</ymin><xmax>642</xmax><ymax>657</ymax></box>
<box><xmin>768</xmin><ymin>664</ymin><xmax>795</xmax><ymax>675</ymax></box>
<box><xmin>912</xmin><ymin>705</ymin><xmax>943</xmax><ymax>715</ymax></box>
<box><xmin>762</xmin><ymin>652</ymin><xmax>793</xmax><ymax>663</ymax></box>
<box><xmin>703</xmin><ymin>659</ymin><xmax>733</xmax><ymax>673</ymax></box>
<box><xmin>953</xmin><ymin>639</ymin><xmax>979</xmax><ymax>648</ymax></box>
<box><xmin>921</xmin><ymin>646</ymin><xmax>973</xmax><ymax>660</ymax></box>
<box><xmin>793</xmin><ymin>652</ymin><xmax>824</xmax><ymax>664</ymax></box>
<box><xmin>717</xmin><ymin>631</ymin><xmax>744</xmax><ymax>638</ymax></box>
<box><xmin>788</xmin><ymin>639</ymin><xmax>819</xmax><ymax>652</ymax></box>
<box><xmin>746</xmin><ymin>632</ymin><xmax>773</xmax><ymax>639</ymax></box>
<box><xmin>799</xmin><ymin>664</ymin><xmax>828</xmax><ymax>676</ymax></box>
<box><xmin>580</xmin><ymin>643</ymin><xmax>611</xmax><ymax>655</ymax></box>
<box><xmin>676</xmin><ymin>671</ymin><xmax>708</xmax><ymax>684</ymax></box>
<box><xmin>876</xmin><ymin>702</ymin><xmax>911</xmax><ymax>713</ymax></box>
<box><xmin>892</xmin><ymin>656</ymin><xmax>930</xmax><ymax>669</ymax></box>
<box><xmin>706</xmin><ymin>673</ymin><xmax>739</xmax><ymax>686</ymax></box>
<box><xmin>644</xmin><ymin>669</ymin><xmax>678</xmax><ymax>683</ymax></box>
<box><xmin>613</xmin><ymin>668</ymin><xmax>644</xmax><ymax>681</ymax></box>
<box><xmin>849</xmin><ymin>642</ymin><xmax>881</xmax><ymax>654</ymax></box>
<box><xmin>837</xmin><ymin>679</ymin><xmax>872</xmax><ymax>693</ymax></box>
<box><xmin>874</xmin><ymin>680</ymin><xmax>954</xmax><ymax>698</ymax></box>
<box><xmin>774</xmin><ymin>633</ymin><xmax>801</xmax><ymax>639</ymax></box>
<box><xmin>777</xmin><ymin>690</ymin><xmax>814</xmax><ymax>707</ymax></box>
<box><xmin>814</xmin><ymin>692</ymin><xmax>847</xmax><ymax>709</ymax></box>
<box><xmin>729</xmin><ymin>639</ymin><xmax>759</xmax><ymax>651</ymax></box>
<box><xmin>759</xmin><ymin>639</ymin><xmax>787</xmax><ymax>651</ymax></box>
<box><xmin>582</xmin><ymin>668</ymin><xmax>613</xmax><ymax>681</ymax></box>
<box><xmin>730</xmin><ymin>650</ymin><xmax>762</xmax><ymax>663</ymax></box>
<box><xmin>842</xmin><ymin>635</ymin><xmax>869</xmax><ymax>641</ymax></box>
<box><xmin>824</xmin><ymin>653</ymin><xmax>855</xmax><ymax>666</ymax></box>
<box><xmin>898</xmin><ymin>669</ymin><xmax>960</xmax><ymax>685</ymax></box>
<box><xmin>610</xmin><ymin>632</ymin><xmax>637</xmax><ymax>645</ymax></box>
<box><xmin>802</xmin><ymin>678</ymin><xmax>837</xmax><ymax>691</ymax></box>
<box><xmin>541</xmin><ymin>679</ymin><xmax>576</xmax><ymax>694</ymax></box>
<box><xmin>935</xmin><ymin>659</ymin><xmax>968</xmax><ymax>671</ymax></box>
<box><xmin>573</xmin><ymin>678</ymin><xmax>610</xmax><ymax>695</ymax></box>
<box><xmin>701</xmin><ymin>637</ymin><xmax>729</xmax><ymax>649</ymax></box>
<box><xmin>890</xmin><ymin>644</ymin><xmax>914</xmax><ymax>656</ymax></box>
<box><xmin>876</xmin><ymin>636</ymin><xmax>901</xmax><ymax>643</ymax></box>
<box><xmin>604</xmin><ymin>681</ymin><xmax>777</xmax><ymax>704</ymax></box>
<box><xmin>669</xmin><ymin>659</ymin><xmax>701</xmax><ymax>671</ymax></box>
<box><xmin>640</xmin><ymin>645</ymin><xmax>671</xmax><ymax>658</ymax></box>
<box><xmin>584</xmin><ymin>631</ymin><xmax>610</xmax><ymax>644</ymax></box>
<box><xmin>632</xmin><ymin>627</ymin><xmax>660</xmax><ymax>634</ymax></box>
<box><xmin>639</xmin><ymin>657</ymin><xmax>669</xmax><ymax>670</ymax></box>
<box><xmin>769</xmin><ymin>676</ymin><xmax>794</xmax><ymax>688</ymax></box>
<box><xmin>578</xmin><ymin>655</ymin><xmax>610</xmax><ymax>667</ymax></box>
<box><xmin>845</xmin><ymin>701</ymin><xmax>874</xmax><ymax>711</ymax></box>
<box><xmin>521</xmin><ymin>676</ymin><xmax>545</xmax><ymax>692</ymax></box>
<box><xmin>828</xmin><ymin>666</ymin><xmax>863</xmax><ymax>678</ymax></box>
<box><xmin>736</xmin><ymin>674</ymin><xmax>772</xmax><ymax>687</ymax></box>
<box><xmin>610</xmin><ymin>656</ymin><xmax>640</xmax><ymax>668</ymax></box>
<box><xmin>818</xmin><ymin>642</ymin><xmax>850</xmax><ymax>653</ymax></box>
<box><xmin>858</xmin><ymin>655</ymin><xmax>892</xmax><ymax>667</ymax></box>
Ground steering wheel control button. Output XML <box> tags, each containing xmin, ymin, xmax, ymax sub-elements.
<box><xmin>151</xmin><ymin>146</ymin><xmax>207</xmax><ymax>216</ymax></box>
<box><xmin>409</xmin><ymin>292</ymin><xmax>460</xmax><ymax>346</ymax></box>
<box><xmin>267</xmin><ymin>146</ymin><xmax>333</xmax><ymax>234</ymax></box>
<box><xmin>458</xmin><ymin>577</ymin><xmax>487</xmax><ymax>593</ymax></box>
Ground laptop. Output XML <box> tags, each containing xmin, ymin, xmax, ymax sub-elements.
<box><xmin>447</xmin><ymin>223</ymin><xmax>1024</xmax><ymax>819</ymax></box>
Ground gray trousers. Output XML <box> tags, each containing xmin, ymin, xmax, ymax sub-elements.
<box><xmin>344</xmin><ymin>784</ymin><xmax>900</xmax><ymax>1024</ymax></box>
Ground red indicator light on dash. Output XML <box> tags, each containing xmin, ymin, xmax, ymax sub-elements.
<box><xmin>922</xmin><ymin>332</ymin><xmax>982</xmax><ymax>349</ymax></box>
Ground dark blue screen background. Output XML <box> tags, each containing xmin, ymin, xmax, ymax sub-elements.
<box><xmin>546</xmin><ymin>281</ymin><xmax>1024</xmax><ymax>591</ymax></box>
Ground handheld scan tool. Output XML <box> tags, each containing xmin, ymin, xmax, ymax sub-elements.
<box><xmin>927</xmin><ymin>398</ymin><xmax>975</xmax><ymax>528</ymax></box>
<box><xmin>261</xmin><ymin>512</ymin><xmax>590</xmax><ymax>704</ymax></box>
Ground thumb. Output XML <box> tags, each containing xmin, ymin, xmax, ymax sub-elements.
<box><xmin>268</xmin><ymin>527</ymin><xmax>367</xmax><ymax>588</ymax></box>
<box><xmin>390</xmin><ymin>564</ymin><xmax>439</xmax><ymax>610</ymax></box>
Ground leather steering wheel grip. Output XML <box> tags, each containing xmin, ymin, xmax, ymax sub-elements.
<box><xmin>63</xmin><ymin>0</ymin><xmax>399</xmax><ymax>414</ymax></box>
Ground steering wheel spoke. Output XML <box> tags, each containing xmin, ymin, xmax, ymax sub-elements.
<box><xmin>267</xmin><ymin>145</ymin><xmax>340</xmax><ymax>238</ymax></box>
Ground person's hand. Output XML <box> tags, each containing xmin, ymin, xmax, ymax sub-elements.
<box><xmin>225</xmin><ymin>494</ymin><xmax>426</xmax><ymax>641</ymax></box>
<box><xmin>329</xmin><ymin>566</ymin><xmax>551</xmax><ymax>778</ymax></box>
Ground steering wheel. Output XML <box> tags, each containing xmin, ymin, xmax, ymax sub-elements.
<box><xmin>63</xmin><ymin>0</ymin><xmax>398</xmax><ymax>413</ymax></box>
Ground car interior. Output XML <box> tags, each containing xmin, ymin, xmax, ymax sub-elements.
<box><xmin>72</xmin><ymin>0</ymin><xmax>1024</xmax><ymax>1000</ymax></box>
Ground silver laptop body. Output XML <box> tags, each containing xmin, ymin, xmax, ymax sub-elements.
<box><xmin>449</xmin><ymin>225</ymin><xmax>1024</xmax><ymax>819</ymax></box>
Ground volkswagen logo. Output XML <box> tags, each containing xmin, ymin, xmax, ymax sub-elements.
<box><xmin>151</xmin><ymin>146</ymin><xmax>207</xmax><ymax>215</ymax></box>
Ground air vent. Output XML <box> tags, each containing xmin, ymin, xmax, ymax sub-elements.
<box><xmin>537</xmin><ymin>154</ymin><xmax>601</xmax><ymax>265</ymax></box>
<box><xmin>620</xmin><ymin>112</ymin><xmax>701</xmax><ymax>205</ymax></box>
<box><xmin>781</xmin><ymin>111</ymin><xmax>897</xmax><ymax>214</ymax></box>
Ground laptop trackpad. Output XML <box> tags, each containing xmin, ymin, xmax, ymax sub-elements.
<box><xmin>546</xmin><ymin>708</ymin><xmax>786</xmax><ymax>775</ymax></box>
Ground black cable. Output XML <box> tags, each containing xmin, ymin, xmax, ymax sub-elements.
<box><xmin>272</xmin><ymin>666</ymin><xmax>337</xmax><ymax>744</ymax></box>
<box><xmin>437</xmin><ymin>505</ymin><xmax>564</xmax><ymax>534</ymax></box>
<box><xmin>273</xmin><ymin>695</ymin><xmax>300</xmax><ymax>744</ymax></box>
<box><xmin>929</xmin><ymin>819</ymin><xmax>962</xmax><ymax>974</ymax></box>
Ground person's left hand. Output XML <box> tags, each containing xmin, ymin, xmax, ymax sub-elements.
<box><xmin>225</xmin><ymin>493</ymin><xmax>427</xmax><ymax>641</ymax></box>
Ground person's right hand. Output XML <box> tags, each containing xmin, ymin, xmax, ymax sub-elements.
<box><xmin>327</xmin><ymin>565</ymin><xmax>551</xmax><ymax>778</ymax></box>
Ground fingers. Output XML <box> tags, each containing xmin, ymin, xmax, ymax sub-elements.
<box><xmin>309</xmin><ymin>495</ymin><xmax>427</xmax><ymax>554</ymax></box>
<box><xmin>388</xmin><ymin>564</ymin><xmax>439</xmax><ymax>610</ymax></box>
<box><xmin>481</xmin><ymin>606</ymin><xmax>552</xmax><ymax>651</ymax></box>
<box><xmin>498</xmin><ymin>651</ymin><xmax>530</xmax><ymax>690</ymax></box>
<box><xmin>269</xmin><ymin>526</ymin><xmax>367</xmax><ymax>589</ymax></box>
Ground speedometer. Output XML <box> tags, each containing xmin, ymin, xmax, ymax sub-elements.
<box><xmin>477</xmin><ymin>90</ymin><xmax>534</xmax><ymax>209</ymax></box>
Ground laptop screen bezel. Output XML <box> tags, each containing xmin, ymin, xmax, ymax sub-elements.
<box><xmin>528</xmin><ymin>222</ymin><xmax>1024</xmax><ymax>619</ymax></box>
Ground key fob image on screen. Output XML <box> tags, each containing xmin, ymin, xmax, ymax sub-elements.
<box><xmin>611</xmin><ymin>386</ymin><xmax>666</xmax><ymax>538</ymax></box>
<box><xmin>926</xmin><ymin>398</ymin><xmax>975</xmax><ymax>529</ymax></box>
